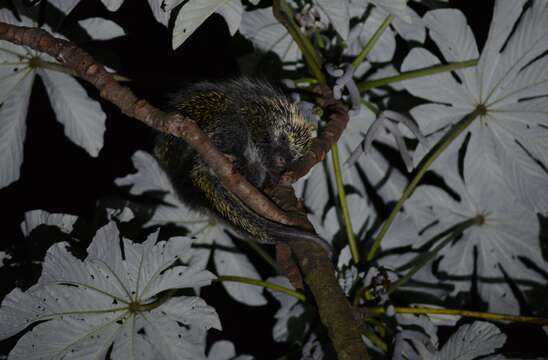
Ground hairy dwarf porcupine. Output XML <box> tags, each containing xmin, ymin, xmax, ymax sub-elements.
<box><xmin>154</xmin><ymin>78</ymin><xmax>329</xmax><ymax>249</ymax></box>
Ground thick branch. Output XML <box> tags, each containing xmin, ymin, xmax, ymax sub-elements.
<box><xmin>271</xmin><ymin>186</ymin><xmax>369</xmax><ymax>360</ymax></box>
<box><xmin>270</xmin><ymin>2</ymin><xmax>368</xmax><ymax>357</ymax></box>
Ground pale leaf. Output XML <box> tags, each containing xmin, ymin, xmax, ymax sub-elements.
<box><xmin>21</xmin><ymin>209</ymin><xmax>78</xmax><ymax>237</ymax></box>
<box><xmin>0</xmin><ymin>222</ymin><xmax>219</xmax><ymax>359</ymax></box>
<box><xmin>78</xmin><ymin>17</ymin><xmax>126</xmax><ymax>40</ymax></box>
<box><xmin>401</xmin><ymin>47</ymin><xmax>474</xmax><ymax>108</ymax></box>
<box><xmin>423</xmin><ymin>9</ymin><xmax>479</xmax><ymax>95</ymax></box>
<box><xmin>433</xmin><ymin>322</ymin><xmax>506</xmax><ymax>360</ymax></box>
<box><xmin>172</xmin><ymin>0</ymin><xmax>230</xmax><ymax>49</ymax></box>
<box><xmin>315</xmin><ymin>0</ymin><xmax>350</xmax><ymax>40</ymax></box>
<box><xmin>216</xmin><ymin>0</ymin><xmax>243</xmax><ymax>36</ymax></box>
<box><xmin>391</xmin><ymin>7</ymin><xmax>425</xmax><ymax>43</ymax></box>
<box><xmin>47</xmin><ymin>0</ymin><xmax>80</xmax><ymax>15</ymax></box>
<box><xmin>101</xmin><ymin>0</ymin><xmax>124</xmax><ymax>11</ymax></box>
<box><xmin>346</xmin><ymin>6</ymin><xmax>396</xmax><ymax>62</ymax></box>
<box><xmin>214</xmin><ymin>247</ymin><xmax>267</xmax><ymax>306</ymax></box>
<box><xmin>239</xmin><ymin>7</ymin><xmax>301</xmax><ymax>63</ymax></box>
<box><xmin>0</xmin><ymin>73</ymin><xmax>33</xmax><ymax>188</ymax></box>
<box><xmin>38</xmin><ymin>69</ymin><xmax>105</xmax><ymax>157</ymax></box>
<box><xmin>370</xmin><ymin>0</ymin><xmax>410</xmax><ymax>23</ymax></box>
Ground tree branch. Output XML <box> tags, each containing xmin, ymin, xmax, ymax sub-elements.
<box><xmin>270</xmin><ymin>1</ymin><xmax>369</xmax><ymax>356</ymax></box>
<box><xmin>0</xmin><ymin>22</ymin><xmax>296</xmax><ymax>228</ymax></box>
<box><xmin>271</xmin><ymin>185</ymin><xmax>369</xmax><ymax>360</ymax></box>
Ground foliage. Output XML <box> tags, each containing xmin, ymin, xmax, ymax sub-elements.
<box><xmin>0</xmin><ymin>220</ymin><xmax>220</xmax><ymax>359</ymax></box>
<box><xmin>1</xmin><ymin>0</ymin><xmax>548</xmax><ymax>359</ymax></box>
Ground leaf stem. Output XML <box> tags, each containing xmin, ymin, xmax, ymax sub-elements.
<box><xmin>368</xmin><ymin>306</ymin><xmax>548</xmax><ymax>325</ymax></box>
<box><xmin>363</xmin><ymin>328</ymin><xmax>388</xmax><ymax>352</ymax></box>
<box><xmin>273</xmin><ymin>0</ymin><xmax>326</xmax><ymax>85</ymax></box>
<box><xmin>216</xmin><ymin>275</ymin><xmax>306</xmax><ymax>302</ymax></box>
<box><xmin>366</xmin><ymin>109</ymin><xmax>481</xmax><ymax>262</ymax></box>
<box><xmin>137</xmin><ymin>288</ymin><xmax>177</xmax><ymax>312</ymax></box>
<box><xmin>331</xmin><ymin>143</ymin><xmax>360</xmax><ymax>263</ymax></box>
<box><xmin>358</xmin><ymin>59</ymin><xmax>478</xmax><ymax>92</ymax></box>
<box><xmin>352</xmin><ymin>15</ymin><xmax>394</xmax><ymax>70</ymax></box>
<box><xmin>294</xmin><ymin>77</ymin><xmax>319</xmax><ymax>87</ymax></box>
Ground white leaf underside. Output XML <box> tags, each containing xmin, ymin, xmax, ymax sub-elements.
<box><xmin>0</xmin><ymin>71</ymin><xmax>33</xmax><ymax>188</ymax></box>
<box><xmin>38</xmin><ymin>68</ymin><xmax>105</xmax><ymax>157</ymax></box>
<box><xmin>216</xmin><ymin>0</ymin><xmax>243</xmax><ymax>36</ymax></box>
<box><xmin>78</xmin><ymin>17</ymin><xmax>126</xmax><ymax>40</ymax></box>
<box><xmin>239</xmin><ymin>7</ymin><xmax>301</xmax><ymax>63</ymax></box>
<box><xmin>433</xmin><ymin>321</ymin><xmax>506</xmax><ymax>360</ymax></box>
<box><xmin>402</xmin><ymin>1</ymin><xmax>548</xmax><ymax>213</ymax></box>
<box><xmin>172</xmin><ymin>0</ymin><xmax>230</xmax><ymax>49</ymax></box>
<box><xmin>315</xmin><ymin>0</ymin><xmax>350</xmax><ymax>40</ymax></box>
<box><xmin>21</xmin><ymin>209</ymin><xmax>78</xmax><ymax>237</ymax></box>
<box><xmin>0</xmin><ymin>222</ymin><xmax>219</xmax><ymax>359</ymax></box>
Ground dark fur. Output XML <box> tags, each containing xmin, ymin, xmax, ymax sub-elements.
<box><xmin>155</xmin><ymin>78</ymin><xmax>328</xmax><ymax>250</ymax></box>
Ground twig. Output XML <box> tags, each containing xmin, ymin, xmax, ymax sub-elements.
<box><xmin>367</xmin><ymin>306</ymin><xmax>548</xmax><ymax>326</ymax></box>
<box><xmin>216</xmin><ymin>275</ymin><xmax>306</xmax><ymax>302</ymax></box>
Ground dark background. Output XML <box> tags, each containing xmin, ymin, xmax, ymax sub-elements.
<box><xmin>1</xmin><ymin>0</ymin><xmax>547</xmax><ymax>358</ymax></box>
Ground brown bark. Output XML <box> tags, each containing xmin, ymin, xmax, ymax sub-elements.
<box><xmin>271</xmin><ymin>185</ymin><xmax>368</xmax><ymax>360</ymax></box>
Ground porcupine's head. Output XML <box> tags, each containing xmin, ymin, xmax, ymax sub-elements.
<box><xmin>154</xmin><ymin>78</ymin><xmax>329</xmax><ymax>251</ymax></box>
<box><xmin>235</xmin><ymin>78</ymin><xmax>313</xmax><ymax>188</ymax></box>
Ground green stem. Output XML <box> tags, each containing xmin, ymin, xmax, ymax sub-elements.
<box><xmin>363</xmin><ymin>328</ymin><xmax>388</xmax><ymax>352</ymax></box>
<box><xmin>366</xmin><ymin>109</ymin><xmax>481</xmax><ymax>262</ymax></box>
<box><xmin>42</xmin><ymin>307</ymin><xmax>130</xmax><ymax>317</ymax></box>
<box><xmin>216</xmin><ymin>275</ymin><xmax>306</xmax><ymax>302</ymax></box>
<box><xmin>137</xmin><ymin>288</ymin><xmax>177</xmax><ymax>312</ymax></box>
<box><xmin>352</xmin><ymin>15</ymin><xmax>394</xmax><ymax>70</ymax></box>
<box><xmin>387</xmin><ymin>217</ymin><xmax>481</xmax><ymax>294</ymax></box>
<box><xmin>358</xmin><ymin>59</ymin><xmax>478</xmax><ymax>92</ymax></box>
<box><xmin>364</xmin><ymin>316</ymin><xmax>387</xmax><ymax>336</ymax></box>
<box><xmin>361</xmin><ymin>98</ymin><xmax>379</xmax><ymax>115</ymax></box>
<box><xmin>314</xmin><ymin>31</ymin><xmax>326</xmax><ymax>49</ymax></box>
<box><xmin>331</xmin><ymin>143</ymin><xmax>360</xmax><ymax>263</ymax></box>
<box><xmin>273</xmin><ymin>0</ymin><xmax>326</xmax><ymax>85</ymax></box>
<box><xmin>294</xmin><ymin>77</ymin><xmax>319</xmax><ymax>87</ymax></box>
<box><xmin>368</xmin><ymin>306</ymin><xmax>548</xmax><ymax>325</ymax></box>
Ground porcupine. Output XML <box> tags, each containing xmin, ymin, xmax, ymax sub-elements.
<box><xmin>154</xmin><ymin>78</ymin><xmax>329</xmax><ymax>251</ymax></box>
